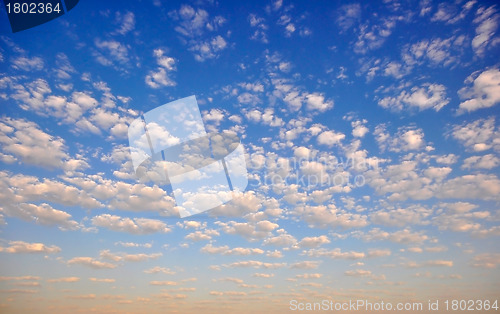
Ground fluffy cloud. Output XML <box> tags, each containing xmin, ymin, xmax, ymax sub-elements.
<box><xmin>11</xmin><ymin>56</ymin><xmax>44</xmax><ymax>71</ymax></box>
<box><xmin>0</xmin><ymin>117</ymin><xmax>69</xmax><ymax>169</ymax></box>
<box><xmin>450</xmin><ymin>117</ymin><xmax>500</xmax><ymax>152</ymax></box>
<box><xmin>47</xmin><ymin>277</ymin><xmax>80</xmax><ymax>283</ymax></box>
<box><xmin>472</xmin><ymin>6</ymin><xmax>499</xmax><ymax>56</ymax></box>
<box><xmin>293</xmin><ymin>204</ymin><xmax>368</xmax><ymax>229</ymax></box>
<box><xmin>297</xmin><ymin>235</ymin><xmax>330</xmax><ymax>248</ymax></box>
<box><xmin>145</xmin><ymin>49</ymin><xmax>177</xmax><ymax>88</ymax></box>
<box><xmin>200</xmin><ymin>244</ymin><xmax>264</xmax><ymax>255</ymax></box>
<box><xmin>67</xmin><ymin>257</ymin><xmax>117</xmax><ymax>269</ymax></box>
<box><xmin>462</xmin><ymin>154</ymin><xmax>500</xmax><ymax>169</ymax></box>
<box><xmin>457</xmin><ymin>69</ymin><xmax>500</xmax><ymax>114</ymax></box>
<box><xmin>0</xmin><ymin>241</ymin><xmax>61</xmax><ymax>254</ymax></box>
<box><xmin>471</xmin><ymin>253</ymin><xmax>500</xmax><ymax>268</ymax></box>
<box><xmin>375</xmin><ymin>125</ymin><xmax>426</xmax><ymax>152</ymax></box>
<box><xmin>317</xmin><ymin>130</ymin><xmax>345</xmax><ymax>147</ymax></box>
<box><xmin>171</xmin><ymin>5</ymin><xmax>228</xmax><ymax>61</ymax></box>
<box><xmin>378</xmin><ymin>84</ymin><xmax>449</xmax><ymax>112</ymax></box>
<box><xmin>91</xmin><ymin>214</ymin><xmax>171</xmax><ymax>234</ymax></box>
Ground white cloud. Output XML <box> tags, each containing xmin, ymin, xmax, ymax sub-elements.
<box><xmin>351</xmin><ymin>120</ymin><xmax>369</xmax><ymax>138</ymax></box>
<box><xmin>375</xmin><ymin>125</ymin><xmax>426</xmax><ymax>152</ymax></box>
<box><xmin>317</xmin><ymin>130</ymin><xmax>345</xmax><ymax>147</ymax></box>
<box><xmin>378</xmin><ymin>84</ymin><xmax>449</xmax><ymax>112</ymax></box>
<box><xmin>91</xmin><ymin>214</ymin><xmax>171</xmax><ymax>234</ymax></box>
<box><xmin>200</xmin><ymin>244</ymin><xmax>264</xmax><ymax>255</ymax></box>
<box><xmin>305</xmin><ymin>93</ymin><xmax>334</xmax><ymax>112</ymax></box>
<box><xmin>457</xmin><ymin>69</ymin><xmax>500</xmax><ymax>114</ymax></box>
<box><xmin>144</xmin><ymin>267</ymin><xmax>176</xmax><ymax>275</ymax></box>
<box><xmin>263</xmin><ymin>233</ymin><xmax>297</xmax><ymax>247</ymax></box>
<box><xmin>450</xmin><ymin>117</ymin><xmax>500</xmax><ymax>152</ymax></box>
<box><xmin>47</xmin><ymin>277</ymin><xmax>80</xmax><ymax>283</ymax></box>
<box><xmin>336</xmin><ymin>4</ymin><xmax>361</xmax><ymax>32</ymax></box>
<box><xmin>293</xmin><ymin>204</ymin><xmax>368</xmax><ymax>229</ymax></box>
<box><xmin>297</xmin><ymin>235</ymin><xmax>330</xmax><ymax>248</ymax></box>
<box><xmin>290</xmin><ymin>261</ymin><xmax>321</xmax><ymax>269</ymax></box>
<box><xmin>145</xmin><ymin>49</ymin><xmax>177</xmax><ymax>88</ymax></box>
<box><xmin>171</xmin><ymin>5</ymin><xmax>228</xmax><ymax>61</ymax></box>
<box><xmin>305</xmin><ymin>248</ymin><xmax>365</xmax><ymax>259</ymax></box>
<box><xmin>100</xmin><ymin>250</ymin><xmax>162</xmax><ymax>262</ymax></box>
<box><xmin>471</xmin><ymin>253</ymin><xmax>500</xmax><ymax>268</ymax></box>
<box><xmin>222</xmin><ymin>260</ymin><xmax>286</xmax><ymax>269</ymax></box>
<box><xmin>11</xmin><ymin>56</ymin><xmax>44</xmax><ymax>71</ymax></box>
<box><xmin>359</xmin><ymin>228</ymin><xmax>428</xmax><ymax>244</ymax></box>
<box><xmin>462</xmin><ymin>154</ymin><xmax>500</xmax><ymax>169</ymax></box>
<box><xmin>472</xmin><ymin>6</ymin><xmax>499</xmax><ymax>56</ymax></box>
<box><xmin>115</xmin><ymin>12</ymin><xmax>135</xmax><ymax>35</ymax></box>
<box><xmin>0</xmin><ymin>241</ymin><xmax>61</xmax><ymax>254</ymax></box>
<box><xmin>94</xmin><ymin>39</ymin><xmax>130</xmax><ymax>65</ymax></box>
<box><xmin>67</xmin><ymin>257</ymin><xmax>117</xmax><ymax>269</ymax></box>
<box><xmin>0</xmin><ymin>117</ymin><xmax>68</xmax><ymax>169</ymax></box>
<box><xmin>249</xmin><ymin>14</ymin><xmax>268</xmax><ymax>43</ymax></box>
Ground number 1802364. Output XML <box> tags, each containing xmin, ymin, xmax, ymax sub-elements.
<box><xmin>6</xmin><ymin>2</ymin><xmax>61</xmax><ymax>14</ymax></box>
<box><xmin>444</xmin><ymin>299</ymin><xmax>498</xmax><ymax>311</ymax></box>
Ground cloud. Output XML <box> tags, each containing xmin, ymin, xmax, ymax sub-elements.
<box><xmin>0</xmin><ymin>276</ymin><xmax>40</xmax><ymax>281</ymax></box>
<box><xmin>345</xmin><ymin>269</ymin><xmax>372</xmax><ymax>277</ymax></box>
<box><xmin>89</xmin><ymin>278</ymin><xmax>115</xmax><ymax>283</ymax></box>
<box><xmin>1</xmin><ymin>202</ymin><xmax>79</xmax><ymax>231</ymax></box>
<box><xmin>472</xmin><ymin>6</ymin><xmax>499</xmax><ymax>56</ymax></box>
<box><xmin>471</xmin><ymin>253</ymin><xmax>500</xmax><ymax>268</ymax></box>
<box><xmin>47</xmin><ymin>277</ymin><xmax>80</xmax><ymax>283</ymax></box>
<box><xmin>150</xmin><ymin>281</ymin><xmax>178</xmax><ymax>286</ymax></box>
<box><xmin>94</xmin><ymin>39</ymin><xmax>130</xmax><ymax>66</ymax></box>
<box><xmin>115</xmin><ymin>12</ymin><xmax>135</xmax><ymax>35</ymax></box>
<box><xmin>290</xmin><ymin>261</ymin><xmax>321</xmax><ymax>269</ymax></box>
<box><xmin>253</xmin><ymin>273</ymin><xmax>274</xmax><ymax>278</ymax></box>
<box><xmin>293</xmin><ymin>204</ymin><xmax>368</xmax><ymax>229</ymax></box>
<box><xmin>144</xmin><ymin>267</ymin><xmax>176</xmax><ymax>275</ymax></box>
<box><xmin>436</xmin><ymin>173</ymin><xmax>500</xmax><ymax>201</ymax></box>
<box><xmin>11</xmin><ymin>56</ymin><xmax>44</xmax><ymax>71</ymax></box>
<box><xmin>370</xmin><ymin>205</ymin><xmax>432</xmax><ymax>227</ymax></box>
<box><xmin>378</xmin><ymin>84</ymin><xmax>449</xmax><ymax>112</ymax></box>
<box><xmin>185</xmin><ymin>229</ymin><xmax>220</xmax><ymax>241</ymax></box>
<box><xmin>67</xmin><ymin>257</ymin><xmax>117</xmax><ymax>269</ymax></box>
<box><xmin>351</xmin><ymin>120</ymin><xmax>369</xmax><ymax>138</ymax></box>
<box><xmin>222</xmin><ymin>260</ymin><xmax>286</xmax><ymax>269</ymax></box>
<box><xmin>354</xmin><ymin>16</ymin><xmax>399</xmax><ymax>54</ymax></box>
<box><xmin>457</xmin><ymin>69</ymin><xmax>500</xmax><ymax>114</ymax></box>
<box><xmin>359</xmin><ymin>228</ymin><xmax>428</xmax><ymax>244</ymax></box>
<box><xmin>100</xmin><ymin>250</ymin><xmax>162</xmax><ymax>262</ymax></box>
<box><xmin>375</xmin><ymin>125</ymin><xmax>426</xmax><ymax>152</ymax></box>
<box><xmin>336</xmin><ymin>4</ymin><xmax>361</xmax><ymax>32</ymax></box>
<box><xmin>91</xmin><ymin>214</ymin><xmax>171</xmax><ymax>234</ymax></box>
<box><xmin>304</xmin><ymin>248</ymin><xmax>365</xmax><ymax>259</ymax></box>
<box><xmin>0</xmin><ymin>241</ymin><xmax>61</xmax><ymax>254</ymax></box>
<box><xmin>200</xmin><ymin>244</ymin><xmax>264</xmax><ymax>255</ymax></box>
<box><xmin>210</xmin><ymin>191</ymin><xmax>263</xmax><ymax>217</ymax></box>
<box><xmin>145</xmin><ymin>49</ymin><xmax>177</xmax><ymax>88</ymax></box>
<box><xmin>450</xmin><ymin>117</ymin><xmax>500</xmax><ymax>152</ymax></box>
<box><xmin>317</xmin><ymin>130</ymin><xmax>345</xmax><ymax>147</ymax></box>
<box><xmin>170</xmin><ymin>5</ymin><xmax>228</xmax><ymax>61</ymax></box>
<box><xmin>263</xmin><ymin>233</ymin><xmax>297</xmax><ymax>247</ymax></box>
<box><xmin>0</xmin><ymin>117</ymin><xmax>69</xmax><ymax>169</ymax></box>
<box><xmin>406</xmin><ymin>260</ymin><xmax>454</xmax><ymax>268</ymax></box>
<box><xmin>462</xmin><ymin>154</ymin><xmax>500</xmax><ymax>169</ymax></box>
<box><xmin>249</xmin><ymin>14</ymin><xmax>268</xmax><ymax>43</ymax></box>
<box><xmin>297</xmin><ymin>235</ymin><xmax>330</xmax><ymax>248</ymax></box>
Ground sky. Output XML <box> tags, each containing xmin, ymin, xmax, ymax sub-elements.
<box><xmin>0</xmin><ymin>0</ymin><xmax>499</xmax><ymax>313</ymax></box>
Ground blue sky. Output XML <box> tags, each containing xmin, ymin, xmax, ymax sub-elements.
<box><xmin>0</xmin><ymin>0</ymin><xmax>499</xmax><ymax>312</ymax></box>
